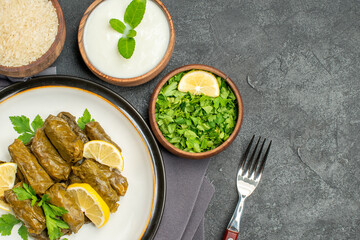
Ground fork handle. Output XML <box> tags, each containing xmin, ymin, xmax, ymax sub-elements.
<box><xmin>223</xmin><ymin>229</ymin><xmax>239</xmax><ymax>240</ymax></box>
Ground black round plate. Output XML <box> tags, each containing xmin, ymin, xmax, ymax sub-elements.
<box><xmin>0</xmin><ymin>75</ymin><xmax>166</xmax><ymax>240</ymax></box>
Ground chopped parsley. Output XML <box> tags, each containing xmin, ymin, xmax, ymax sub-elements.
<box><xmin>155</xmin><ymin>71</ymin><xmax>238</xmax><ymax>153</ymax></box>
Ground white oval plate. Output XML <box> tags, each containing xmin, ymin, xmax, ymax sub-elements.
<box><xmin>0</xmin><ymin>76</ymin><xmax>165</xmax><ymax>240</ymax></box>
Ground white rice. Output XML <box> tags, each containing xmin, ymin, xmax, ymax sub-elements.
<box><xmin>0</xmin><ymin>0</ymin><xmax>59</xmax><ymax>67</ymax></box>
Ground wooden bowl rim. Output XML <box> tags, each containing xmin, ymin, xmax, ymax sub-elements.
<box><xmin>149</xmin><ymin>64</ymin><xmax>244</xmax><ymax>159</ymax></box>
<box><xmin>78</xmin><ymin>0</ymin><xmax>175</xmax><ymax>87</ymax></box>
<box><xmin>0</xmin><ymin>0</ymin><xmax>66</xmax><ymax>77</ymax></box>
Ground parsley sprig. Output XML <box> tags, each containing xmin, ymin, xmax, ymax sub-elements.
<box><xmin>9</xmin><ymin>115</ymin><xmax>44</xmax><ymax>144</ymax></box>
<box><xmin>0</xmin><ymin>214</ymin><xmax>28</xmax><ymax>240</ymax></box>
<box><xmin>12</xmin><ymin>183</ymin><xmax>38</xmax><ymax>206</ymax></box>
<box><xmin>9</xmin><ymin>109</ymin><xmax>95</xmax><ymax>142</ymax></box>
<box><xmin>109</xmin><ymin>0</ymin><xmax>146</xmax><ymax>59</ymax></box>
<box><xmin>77</xmin><ymin>108</ymin><xmax>95</xmax><ymax>130</ymax></box>
<box><xmin>13</xmin><ymin>183</ymin><xmax>69</xmax><ymax>240</ymax></box>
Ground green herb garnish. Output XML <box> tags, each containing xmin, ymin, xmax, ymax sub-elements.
<box><xmin>13</xmin><ymin>183</ymin><xmax>69</xmax><ymax>240</ymax></box>
<box><xmin>18</xmin><ymin>224</ymin><xmax>29</xmax><ymax>240</ymax></box>
<box><xmin>77</xmin><ymin>108</ymin><xmax>95</xmax><ymax>130</ymax></box>
<box><xmin>109</xmin><ymin>0</ymin><xmax>146</xmax><ymax>59</ymax></box>
<box><xmin>124</xmin><ymin>0</ymin><xmax>146</xmax><ymax>29</ymax></box>
<box><xmin>9</xmin><ymin>115</ymin><xmax>44</xmax><ymax>144</ymax></box>
<box><xmin>13</xmin><ymin>183</ymin><xmax>37</xmax><ymax>206</ymax></box>
<box><xmin>155</xmin><ymin>71</ymin><xmax>238</xmax><ymax>153</ymax></box>
<box><xmin>42</xmin><ymin>203</ymin><xmax>69</xmax><ymax>240</ymax></box>
<box><xmin>0</xmin><ymin>214</ymin><xmax>28</xmax><ymax>240</ymax></box>
<box><xmin>109</xmin><ymin>18</ymin><xmax>126</xmax><ymax>34</ymax></box>
<box><xmin>118</xmin><ymin>37</ymin><xmax>136</xmax><ymax>59</ymax></box>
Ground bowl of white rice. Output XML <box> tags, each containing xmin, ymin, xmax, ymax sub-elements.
<box><xmin>0</xmin><ymin>0</ymin><xmax>66</xmax><ymax>78</ymax></box>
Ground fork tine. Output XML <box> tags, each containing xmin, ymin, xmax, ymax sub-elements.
<box><xmin>238</xmin><ymin>135</ymin><xmax>255</xmax><ymax>169</ymax></box>
<box><xmin>255</xmin><ymin>140</ymin><xmax>272</xmax><ymax>178</ymax></box>
<box><xmin>241</xmin><ymin>136</ymin><xmax>261</xmax><ymax>176</ymax></box>
<box><xmin>249</xmin><ymin>138</ymin><xmax>266</xmax><ymax>176</ymax></box>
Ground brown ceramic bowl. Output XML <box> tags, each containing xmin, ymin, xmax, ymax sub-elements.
<box><xmin>149</xmin><ymin>64</ymin><xmax>244</xmax><ymax>159</ymax></box>
<box><xmin>78</xmin><ymin>0</ymin><xmax>175</xmax><ymax>87</ymax></box>
<box><xmin>0</xmin><ymin>0</ymin><xmax>66</xmax><ymax>78</ymax></box>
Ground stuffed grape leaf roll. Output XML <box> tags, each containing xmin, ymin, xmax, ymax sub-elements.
<box><xmin>85</xmin><ymin>121</ymin><xmax>122</xmax><ymax>151</ymax></box>
<box><xmin>8</xmin><ymin>139</ymin><xmax>54</xmax><ymax>194</ymax></box>
<box><xmin>57</xmin><ymin>112</ymin><xmax>89</xmax><ymax>144</ymax></box>
<box><xmin>92</xmin><ymin>161</ymin><xmax>128</xmax><ymax>197</ymax></box>
<box><xmin>46</xmin><ymin>183</ymin><xmax>84</xmax><ymax>233</ymax></box>
<box><xmin>44</xmin><ymin>115</ymin><xmax>83</xmax><ymax>163</ymax></box>
<box><xmin>4</xmin><ymin>183</ymin><xmax>46</xmax><ymax>235</ymax></box>
<box><xmin>72</xmin><ymin>159</ymin><xmax>119</xmax><ymax>212</ymax></box>
<box><xmin>31</xmin><ymin>129</ymin><xmax>71</xmax><ymax>181</ymax></box>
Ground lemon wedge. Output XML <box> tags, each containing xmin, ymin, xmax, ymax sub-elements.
<box><xmin>178</xmin><ymin>70</ymin><xmax>220</xmax><ymax>97</ymax></box>
<box><xmin>67</xmin><ymin>183</ymin><xmax>110</xmax><ymax>228</ymax></box>
<box><xmin>0</xmin><ymin>162</ymin><xmax>17</xmax><ymax>212</ymax></box>
<box><xmin>83</xmin><ymin>140</ymin><xmax>124</xmax><ymax>171</ymax></box>
<box><xmin>0</xmin><ymin>200</ymin><xmax>11</xmax><ymax>212</ymax></box>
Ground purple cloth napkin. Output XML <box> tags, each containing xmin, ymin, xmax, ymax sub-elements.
<box><xmin>193</xmin><ymin>219</ymin><xmax>205</xmax><ymax>240</ymax></box>
<box><xmin>155</xmin><ymin>150</ymin><xmax>214</xmax><ymax>240</ymax></box>
<box><xmin>181</xmin><ymin>177</ymin><xmax>214</xmax><ymax>240</ymax></box>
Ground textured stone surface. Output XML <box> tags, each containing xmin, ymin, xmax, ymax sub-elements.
<box><xmin>57</xmin><ymin>0</ymin><xmax>360</xmax><ymax>239</ymax></box>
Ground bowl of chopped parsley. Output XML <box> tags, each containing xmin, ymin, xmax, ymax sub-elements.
<box><xmin>149</xmin><ymin>64</ymin><xmax>243</xmax><ymax>159</ymax></box>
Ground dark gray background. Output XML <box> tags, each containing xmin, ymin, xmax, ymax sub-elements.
<box><xmin>56</xmin><ymin>0</ymin><xmax>360</xmax><ymax>239</ymax></box>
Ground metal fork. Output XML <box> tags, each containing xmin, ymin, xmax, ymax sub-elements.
<box><xmin>223</xmin><ymin>136</ymin><xmax>272</xmax><ymax>240</ymax></box>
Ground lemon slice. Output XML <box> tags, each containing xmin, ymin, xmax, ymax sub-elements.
<box><xmin>67</xmin><ymin>183</ymin><xmax>110</xmax><ymax>228</ymax></box>
<box><xmin>178</xmin><ymin>70</ymin><xmax>220</xmax><ymax>97</ymax></box>
<box><xmin>0</xmin><ymin>200</ymin><xmax>11</xmax><ymax>212</ymax></box>
<box><xmin>0</xmin><ymin>162</ymin><xmax>17</xmax><ymax>212</ymax></box>
<box><xmin>83</xmin><ymin>140</ymin><xmax>124</xmax><ymax>171</ymax></box>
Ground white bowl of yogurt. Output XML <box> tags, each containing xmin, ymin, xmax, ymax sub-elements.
<box><xmin>78</xmin><ymin>0</ymin><xmax>175</xmax><ymax>86</ymax></box>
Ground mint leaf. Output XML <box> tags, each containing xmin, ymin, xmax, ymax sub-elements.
<box><xmin>31</xmin><ymin>115</ymin><xmax>44</xmax><ymax>132</ymax></box>
<box><xmin>109</xmin><ymin>0</ymin><xmax>146</xmax><ymax>59</ymax></box>
<box><xmin>18</xmin><ymin>223</ymin><xmax>28</xmax><ymax>240</ymax></box>
<box><xmin>18</xmin><ymin>133</ymin><xmax>34</xmax><ymax>145</ymax></box>
<box><xmin>124</xmin><ymin>0</ymin><xmax>146</xmax><ymax>29</ymax></box>
<box><xmin>9</xmin><ymin>116</ymin><xmax>32</xmax><ymax>134</ymax></box>
<box><xmin>109</xmin><ymin>19</ymin><xmax>126</xmax><ymax>33</ymax></box>
<box><xmin>77</xmin><ymin>109</ymin><xmax>94</xmax><ymax>130</ymax></box>
<box><xmin>0</xmin><ymin>214</ymin><xmax>20</xmax><ymax>236</ymax></box>
<box><xmin>118</xmin><ymin>37</ymin><xmax>135</xmax><ymax>59</ymax></box>
<box><xmin>126</xmin><ymin>29</ymin><xmax>137</xmax><ymax>38</ymax></box>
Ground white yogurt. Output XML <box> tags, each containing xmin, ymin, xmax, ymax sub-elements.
<box><xmin>83</xmin><ymin>0</ymin><xmax>170</xmax><ymax>78</ymax></box>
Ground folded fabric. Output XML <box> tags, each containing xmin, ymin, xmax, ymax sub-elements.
<box><xmin>154</xmin><ymin>149</ymin><xmax>210</xmax><ymax>240</ymax></box>
<box><xmin>193</xmin><ymin>219</ymin><xmax>205</xmax><ymax>240</ymax></box>
<box><xmin>181</xmin><ymin>177</ymin><xmax>214</xmax><ymax>240</ymax></box>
